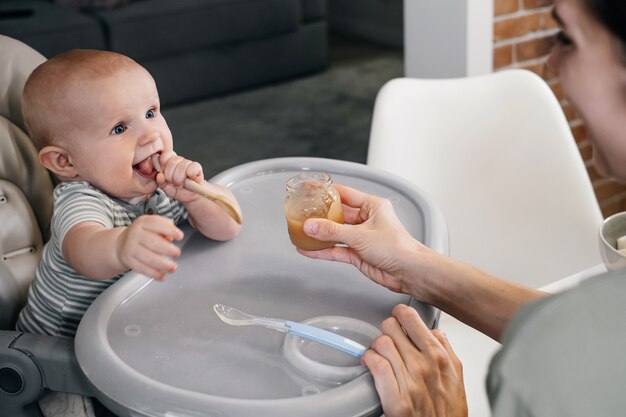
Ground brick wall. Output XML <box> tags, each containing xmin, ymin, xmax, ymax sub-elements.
<box><xmin>493</xmin><ymin>0</ymin><xmax>626</xmax><ymax>217</ymax></box>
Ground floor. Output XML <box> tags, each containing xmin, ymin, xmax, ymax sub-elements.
<box><xmin>164</xmin><ymin>34</ymin><xmax>404</xmax><ymax>179</ymax></box>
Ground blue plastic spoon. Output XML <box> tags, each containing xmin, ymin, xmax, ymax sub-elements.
<box><xmin>213</xmin><ymin>304</ymin><xmax>367</xmax><ymax>358</ymax></box>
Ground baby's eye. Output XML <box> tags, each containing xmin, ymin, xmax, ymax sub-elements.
<box><xmin>146</xmin><ymin>109</ymin><xmax>155</xmax><ymax>119</ymax></box>
<box><xmin>111</xmin><ymin>124</ymin><xmax>126</xmax><ymax>135</ymax></box>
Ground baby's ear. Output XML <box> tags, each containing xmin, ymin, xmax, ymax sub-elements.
<box><xmin>39</xmin><ymin>146</ymin><xmax>78</xmax><ymax>179</ymax></box>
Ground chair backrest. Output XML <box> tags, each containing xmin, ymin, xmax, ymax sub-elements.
<box><xmin>367</xmin><ymin>70</ymin><xmax>603</xmax><ymax>289</ymax></box>
<box><xmin>0</xmin><ymin>35</ymin><xmax>52</xmax><ymax>329</ymax></box>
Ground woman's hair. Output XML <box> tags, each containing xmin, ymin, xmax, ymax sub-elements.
<box><xmin>584</xmin><ymin>0</ymin><xmax>626</xmax><ymax>60</ymax></box>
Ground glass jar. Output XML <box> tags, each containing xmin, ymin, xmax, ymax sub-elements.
<box><xmin>284</xmin><ymin>172</ymin><xmax>344</xmax><ymax>250</ymax></box>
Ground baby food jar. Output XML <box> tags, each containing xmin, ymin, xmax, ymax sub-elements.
<box><xmin>284</xmin><ymin>172</ymin><xmax>344</xmax><ymax>250</ymax></box>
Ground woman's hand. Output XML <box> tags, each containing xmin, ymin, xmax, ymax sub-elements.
<box><xmin>298</xmin><ymin>184</ymin><xmax>436</xmax><ymax>294</ymax></box>
<box><xmin>363</xmin><ymin>304</ymin><xmax>467</xmax><ymax>417</ymax></box>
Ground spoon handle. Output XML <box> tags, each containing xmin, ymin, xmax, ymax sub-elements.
<box><xmin>151</xmin><ymin>154</ymin><xmax>242</xmax><ymax>225</ymax></box>
<box><xmin>285</xmin><ymin>321</ymin><xmax>367</xmax><ymax>358</ymax></box>
<box><xmin>184</xmin><ymin>179</ymin><xmax>243</xmax><ymax>225</ymax></box>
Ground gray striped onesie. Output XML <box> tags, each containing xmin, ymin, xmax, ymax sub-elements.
<box><xmin>16</xmin><ymin>180</ymin><xmax>187</xmax><ymax>338</ymax></box>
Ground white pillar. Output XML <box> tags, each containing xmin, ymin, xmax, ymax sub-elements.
<box><xmin>404</xmin><ymin>0</ymin><xmax>493</xmax><ymax>78</ymax></box>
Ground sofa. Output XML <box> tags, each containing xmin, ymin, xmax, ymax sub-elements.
<box><xmin>329</xmin><ymin>0</ymin><xmax>402</xmax><ymax>48</ymax></box>
<box><xmin>0</xmin><ymin>0</ymin><xmax>329</xmax><ymax>106</ymax></box>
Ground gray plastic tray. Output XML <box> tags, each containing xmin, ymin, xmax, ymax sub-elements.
<box><xmin>76</xmin><ymin>157</ymin><xmax>448</xmax><ymax>417</ymax></box>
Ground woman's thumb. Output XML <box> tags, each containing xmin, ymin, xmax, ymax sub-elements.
<box><xmin>303</xmin><ymin>218</ymin><xmax>345</xmax><ymax>243</ymax></box>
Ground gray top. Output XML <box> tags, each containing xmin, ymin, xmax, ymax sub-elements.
<box><xmin>75</xmin><ymin>157</ymin><xmax>448</xmax><ymax>417</ymax></box>
<box><xmin>487</xmin><ymin>269</ymin><xmax>626</xmax><ymax>416</ymax></box>
<box><xmin>16</xmin><ymin>181</ymin><xmax>185</xmax><ymax>338</ymax></box>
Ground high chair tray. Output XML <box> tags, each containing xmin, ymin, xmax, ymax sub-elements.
<box><xmin>75</xmin><ymin>157</ymin><xmax>448</xmax><ymax>417</ymax></box>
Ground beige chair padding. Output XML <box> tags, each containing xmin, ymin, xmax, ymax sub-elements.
<box><xmin>0</xmin><ymin>35</ymin><xmax>52</xmax><ymax>328</ymax></box>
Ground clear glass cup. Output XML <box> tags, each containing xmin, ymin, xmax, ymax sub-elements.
<box><xmin>284</xmin><ymin>172</ymin><xmax>344</xmax><ymax>250</ymax></box>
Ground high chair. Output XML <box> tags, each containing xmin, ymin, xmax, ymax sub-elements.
<box><xmin>0</xmin><ymin>35</ymin><xmax>96</xmax><ymax>417</ymax></box>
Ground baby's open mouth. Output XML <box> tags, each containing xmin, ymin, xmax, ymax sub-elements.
<box><xmin>133</xmin><ymin>155</ymin><xmax>158</xmax><ymax>179</ymax></box>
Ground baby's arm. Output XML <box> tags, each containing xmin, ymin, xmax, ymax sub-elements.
<box><xmin>156</xmin><ymin>151</ymin><xmax>242</xmax><ymax>240</ymax></box>
<box><xmin>63</xmin><ymin>216</ymin><xmax>184</xmax><ymax>281</ymax></box>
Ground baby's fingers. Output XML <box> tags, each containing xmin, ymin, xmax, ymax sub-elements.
<box><xmin>163</xmin><ymin>156</ymin><xmax>203</xmax><ymax>187</ymax></box>
<box><xmin>139</xmin><ymin>216</ymin><xmax>184</xmax><ymax>241</ymax></box>
<box><xmin>125</xmin><ymin>243</ymin><xmax>178</xmax><ymax>280</ymax></box>
<box><xmin>184</xmin><ymin>161</ymin><xmax>203</xmax><ymax>182</ymax></box>
<box><xmin>169</xmin><ymin>158</ymin><xmax>191</xmax><ymax>186</ymax></box>
<box><xmin>133</xmin><ymin>257</ymin><xmax>176</xmax><ymax>281</ymax></box>
<box><xmin>124</xmin><ymin>237</ymin><xmax>180</xmax><ymax>280</ymax></box>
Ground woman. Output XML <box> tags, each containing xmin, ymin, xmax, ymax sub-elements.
<box><xmin>298</xmin><ymin>0</ymin><xmax>626</xmax><ymax>415</ymax></box>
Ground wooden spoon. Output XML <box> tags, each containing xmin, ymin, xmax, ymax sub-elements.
<box><xmin>151</xmin><ymin>155</ymin><xmax>242</xmax><ymax>225</ymax></box>
<box><xmin>182</xmin><ymin>178</ymin><xmax>242</xmax><ymax>225</ymax></box>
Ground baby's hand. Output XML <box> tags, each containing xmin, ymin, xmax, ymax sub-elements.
<box><xmin>116</xmin><ymin>215</ymin><xmax>184</xmax><ymax>280</ymax></box>
<box><xmin>155</xmin><ymin>151</ymin><xmax>204</xmax><ymax>204</ymax></box>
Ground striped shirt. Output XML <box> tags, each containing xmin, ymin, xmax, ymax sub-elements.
<box><xmin>16</xmin><ymin>181</ymin><xmax>187</xmax><ymax>338</ymax></box>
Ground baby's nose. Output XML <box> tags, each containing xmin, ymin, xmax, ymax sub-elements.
<box><xmin>138</xmin><ymin>130</ymin><xmax>160</xmax><ymax>146</ymax></box>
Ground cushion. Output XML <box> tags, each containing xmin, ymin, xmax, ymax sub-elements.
<box><xmin>0</xmin><ymin>1</ymin><xmax>105</xmax><ymax>57</ymax></box>
<box><xmin>0</xmin><ymin>35</ymin><xmax>54</xmax><ymax>239</ymax></box>
<box><xmin>94</xmin><ymin>0</ymin><xmax>301</xmax><ymax>61</ymax></box>
<box><xmin>301</xmin><ymin>0</ymin><xmax>326</xmax><ymax>23</ymax></box>
<box><xmin>145</xmin><ymin>20</ymin><xmax>328</xmax><ymax>105</ymax></box>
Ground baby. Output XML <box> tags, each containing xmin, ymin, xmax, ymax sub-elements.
<box><xmin>16</xmin><ymin>49</ymin><xmax>242</xmax><ymax>416</ymax></box>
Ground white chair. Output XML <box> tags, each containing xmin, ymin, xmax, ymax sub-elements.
<box><xmin>368</xmin><ymin>69</ymin><xmax>603</xmax><ymax>288</ymax></box>
<box><xmin>366</xmin><ymin>69</ymin><xmax>604</xmax><ymax>417</ymax></box>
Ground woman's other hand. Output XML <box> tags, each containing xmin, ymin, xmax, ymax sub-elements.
<box><xmin>363</xmin><ymin>304</ymin><xmax>467</xmax><ymax>417</ymax></box>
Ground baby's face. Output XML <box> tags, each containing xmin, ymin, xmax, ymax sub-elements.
<box><xmin>60</xmin><ymin>64</ymin><xmax>173</xmax><ymax>203</ymax></box>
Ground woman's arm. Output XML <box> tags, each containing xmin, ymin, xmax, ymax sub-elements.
<box><xmin>298</xmin><ymin>184</ymin><xmax>546</xmax><ymax>341</ymax></box>
<box><xmin>416</xmin><ymin>254</ymin><xmax>545</xmax><ymax>341</ymax></box>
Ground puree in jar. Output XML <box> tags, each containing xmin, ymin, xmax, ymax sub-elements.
<box><xmin>284</xmin><ymin>172</ymin><xmax>344</xmax><ymax>250</ymax></box>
